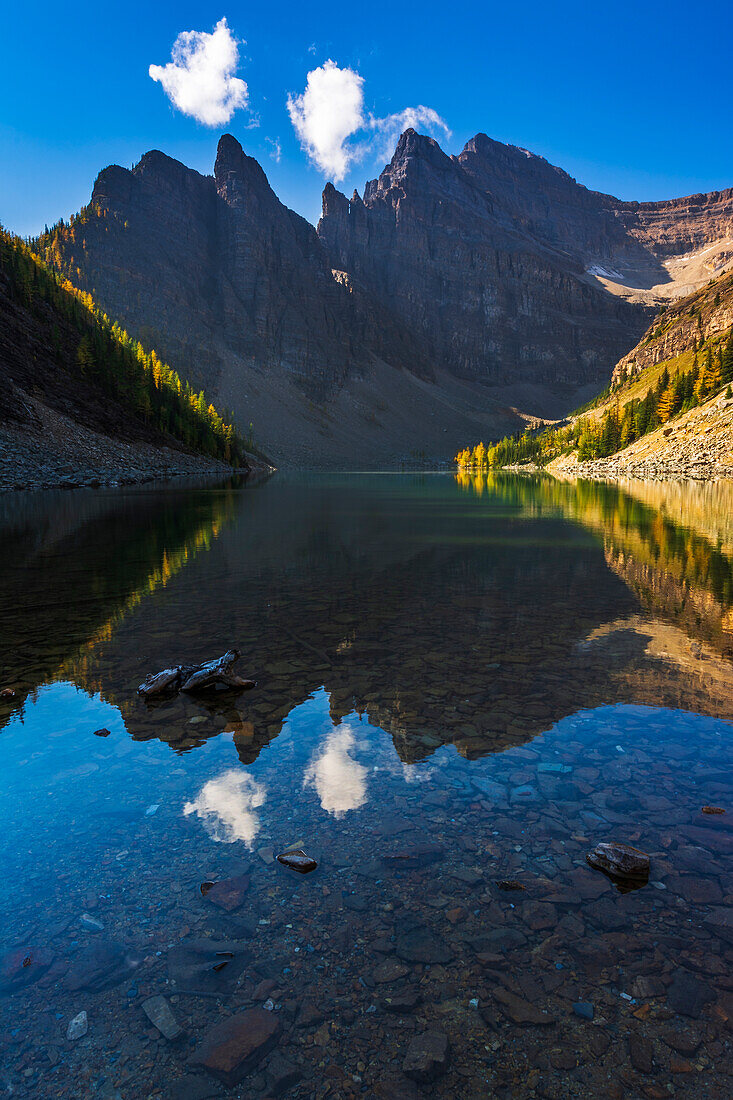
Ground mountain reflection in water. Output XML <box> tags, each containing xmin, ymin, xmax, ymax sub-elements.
<box><xmin>2</xmin><ymin>473</ymin><xmax>732</xmax><ymax>764</ymax></box>
<box><xmin>1</xmin><ymin>473</ymin><xmax>732</xmax><ymax>1100</ymax></box>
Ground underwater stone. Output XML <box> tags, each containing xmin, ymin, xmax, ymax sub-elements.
<box><xmin>66</xmin><ymin>1011</ymin><xmax>88</xmax><ymax>1041</ymax></box>
<box><xmin>276</xmin><ymin>850</ymin><xmax>318</xmax><ymax>874</ymax></box>
<box><xmin>402</xmin><ymin>1030</ymin><xmax>450</xmax><ymax>1082</ymax></box>
<box><xmin>189</xmin><ymin>1008</ymin><xmax>280</xmax><ymax>1085</ymax></box>
<box><xmin>586</xmin><ymin>842</ymin><xmax>650</xmax><ymax>880</ymax></box>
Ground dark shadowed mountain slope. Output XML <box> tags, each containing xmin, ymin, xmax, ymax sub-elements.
<box><xmin>319</xmin><ymin>130</ymin><xmax>733</xmax><ymax>397</ymax></box>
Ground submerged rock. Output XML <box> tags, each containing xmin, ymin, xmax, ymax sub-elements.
<box><xmin>586</xmin><ymin>841</ymin><xmax>649</xmax><ymax>887</ymax></box>
<box><xmin>395</xmin><ymin>924</ymin><xmax>453</xmax><ymax>965</ymax></box>
<box><xmin>276</xmin><ymin>850</ymin><xmax>318</xmax><ymax>874</ymax></box>
<box><xmin>667</xmin><ymin>970</ymin><xmax>716</xmax><ymax>1019</ymax></box>
<box><xmin>203</xmin><ymin>874</ymin><xmax>251</xmax><ymax>911</ymax></box>
<box><xmin>492</xmin><ymin>988</ymin><xmax>556</xmax><ymax>1026</ymax></box>
<box><xmin>266</xmin><ymin>1052</ymin><xmax>302</xmax><ymax>1096</ymax></box>
<box><xmin>65</xmin><ymin>940</ymin><xmax>140</xmax><ymax>993</ymax></box>
<box><xmin>167</xmin><ymin>939</ymin><xmax>250</xmax><ymax>997</ymax></box>
<box><xmin>0</xmin><ymin>946</ymin><xmax>54</xmax><ymax>992</ymax></box>
<box><xmin>703</xmin><ymin>907</ymin><xmax>733</xmax><ymax>946</ymax></box>
<box><xmin>381</xmin><ymin>987</ymin><xmax>422</xmax><ymax>1013</ymax></box>
<box><xmin>402</xmin><ymin>1030</ymin><xmax>450</xmax><ymax>1082</ymax></box>
<box><xmin>143</xmin><ymin>994</ymin><xmax>183</xmax><ymax>1040</ymax></box>
<box><xmin>79</xmin><ymin>913</ymin><xmax>104</xmax><ymax>933</ymax></box>
<box><xmin>381</xmin><ymin>843</ymin><xmax>445</xmax><ymax>869</ymax></box>
<box><xmin>188</xmin><ymin>1008</ymin><xmax>280</xmax><ymax>1085</ymax></box>
<box><xmin>372</xmin><ymin>959</ymin><xmax>410</xmax><ymax>983</ymax></box>
<box><xmin>66</xmin><ymin>1010</ymin><xmax>88</xmax><ymax>1041</ymax></box>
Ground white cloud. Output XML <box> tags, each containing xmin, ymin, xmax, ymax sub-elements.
<box><xmin>183</xmin><ymin>770</ymin><xmax>266</xmax><ymax>847</ymax></box>
<box><xmin>287</xmin><ymin>60</ymin><xmax>365</xmax><ymax>181</ymax></box>
<box><xmin>266</xmin><ymin>137</ymin><xmax>282</xmax><ymax>163</ymax></box>
<box><xmin>303</xmin><ymin>725</ymin><xmax>368</xmax><ymax>817</ymax></box>
<box><xmin>287</xmin><ymin>60</ymin><xmax>450</xmax><ymax>181</ymax></box>
<box><xmin>149</xmin><ymin>18</ymin><xmax>249</xmax><ymax>127</ymax></box>
<box><xmin>370</xmin><ymin>106</ymin><xmax>451</xmax><ymax>160</ymax></box>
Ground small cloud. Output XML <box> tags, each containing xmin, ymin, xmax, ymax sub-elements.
<box><xmin>287</xmin><ymin>59</ymin><xmax>365</xmax><ymax>181</ymax></box>
<box><xmin>149</xmin><ymin>17</ymin><xmax>249</xmax><ymax>127</ymax></box>
<box><xmin>287</xmin><ymin>60</ymin><xmax>449</xmax><ymax>181</ymax></box>
<box><xmin>303</xmin><ymin>725</ymin><xmax>368</xmax><ymax>817</ymax></box>
<box><xmin>183</xmin><ymin>770</ymin><xmax>266</xmax><ymax>847</ymax></box>
<box><xmin>266</xmin><ymin>137</ymin><xmax>282</xmax><ymax>163</ymax></box>
<box><xmin>370</xmin><ymin>106</ymin><xmax>451</xmax><ymax>160</ymax></box>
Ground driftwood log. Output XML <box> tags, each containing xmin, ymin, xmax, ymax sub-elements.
<box><xmin>137</xmin><ymin>649</ymin><xmax>255</xmax><ymax>699</ymax></box>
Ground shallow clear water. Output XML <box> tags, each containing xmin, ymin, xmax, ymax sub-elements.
<box><xmin>1</xmin><ymin>473</ymin><xmax>732</xmax><ymax>1099</ymax></box>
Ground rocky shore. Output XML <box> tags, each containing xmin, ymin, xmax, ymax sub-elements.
<box><xmin>0</xmin><ymin>404</ymin><xmax>270</xmax><ymax>492</ymax></box>
<box><xmin>547</xmin><ymin>391</ymin><xmax>733</xmax><ymax>482</ymax></box>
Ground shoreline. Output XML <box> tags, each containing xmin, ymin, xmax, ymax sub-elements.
<box><xmin>0</xmin><ymin>416</ymin><xmax>272</xmax><ymax>493</ymax></box>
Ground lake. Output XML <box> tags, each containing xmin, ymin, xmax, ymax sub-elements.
<box><xmin>1</xmin><ymin>472</ymin><xmax>732</xmax><ymax>1098</ymax></box>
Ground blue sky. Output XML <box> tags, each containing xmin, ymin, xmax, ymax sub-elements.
<box><xmin>2</xmin><ymin>1</ymin><xmax>731</xmax><ymax>237</ymax></box>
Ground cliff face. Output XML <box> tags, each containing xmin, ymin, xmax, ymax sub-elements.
<box><xmin>40</xmin><ymin>131</ymin><xmax>733</xmax><ymax>465</ymax></box>
<box><xmin>45</xmin><ymin>136</ymin><xmax>370</xmax><ymax>402</ymax></box>
<box><xmin>318</xmin><ymin>130</ymin><xmax>733</xmax><ymax>393</ymax></box>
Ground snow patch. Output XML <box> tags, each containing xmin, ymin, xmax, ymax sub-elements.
<box><xmin>587</xmin><ymin>264</ymin><xmax>625</xmax><ymax>281</ymax></box>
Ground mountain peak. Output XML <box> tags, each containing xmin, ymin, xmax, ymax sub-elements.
<box><xmin>214</xmin><ymin>134</ymin><xmax>272</xmax><ymax>203</ymax></box>
<box><xmin>392</xmin><ymin>128</ymin><xmax>449</xmax><ymax>168</ymax></box>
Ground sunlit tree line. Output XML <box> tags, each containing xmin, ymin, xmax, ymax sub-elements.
<box><xmin>0</xmin><ymin>227</ymin><xmax>249</xmax><ymax>466</ymax></box>
<box><xmin>456</xmin><ymin>333</ymin><xmax>733</xmax><ymax>470</ymax></box>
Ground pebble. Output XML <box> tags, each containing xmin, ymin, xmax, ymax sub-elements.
<box><xmin>142</xmin><ymin>995</ymin><xmax>183</xmax><ymax>1040</ymax></box>
<box><xmin>66</xmin><ymin>1011</ymin><xmax>88</xmax><ymax>1041</ymax></box>
<box><xmin>573</xmin><ymin>1001</ymin><xmax>594</xmax><ymax>1020</ymax></box>
<box><xmin>79</xmin><ymin>913</ymin><xmax>105</xmax><ymax>933</ymax></box>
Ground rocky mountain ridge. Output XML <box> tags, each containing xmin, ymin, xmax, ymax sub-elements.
<box><xmin>38</xmin><ymin>131</ymin><xmax>733</xmax><ymax>465</ymax></box>
<box><xmin>612</xmin><ymin>269</ymin><xmax>733</xmax><ymax>387</ymax></box>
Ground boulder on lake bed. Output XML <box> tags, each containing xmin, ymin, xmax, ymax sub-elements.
<box><xmin>276</xmin><ymin>849</ymin><xmax>318</xmax><ymax>874</ymax></box>
<box><xmin>586</xmin><ymin>842</ymin><xmax>650</xmax><ymax>885</ymax></box>
<box><xmin>0</xmin><ymin>946</ymin><xmax>54</xmax><ymax>992</ymax></box>
<box><xmin>188</xmin><ymin>1008</ymin><xmax>280</xmax><ymax>1085</ymax></box>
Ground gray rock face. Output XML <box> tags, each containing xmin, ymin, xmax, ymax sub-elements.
<box><xmin>44</xmin><ymin>137</ymin><xmax>411</xmax><ymax>411</ymax></box>
<box><xmin>319</xmin><ymin>131</ymin><xmax>648</xmax><ymax>393</ymax></box>
<box><xmin>319</xmin><ymin>131</ymin><xmax>733</xmax><ymax>399</ymax></box>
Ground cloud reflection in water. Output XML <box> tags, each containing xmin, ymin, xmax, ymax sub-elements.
<box><xmin>304</xmin><ymin>725</ymin><xmax>368</xmax><ymax>817</ymax></box>
<box><xmin>183</xmin><ymin>770</ymin><xmax>266</xmax><ymax>847</ymax></box>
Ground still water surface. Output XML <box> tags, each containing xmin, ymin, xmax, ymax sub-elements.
<box><xmin>1</xmin><ymin>473</ymin><xmax>732</xmax><ymax>1098</ymax></box>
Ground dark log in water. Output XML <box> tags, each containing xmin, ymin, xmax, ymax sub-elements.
<box><xmin>137</xmin><ymin>649</ymin><xmax>255</xmax><ymax>698</ymax></box>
